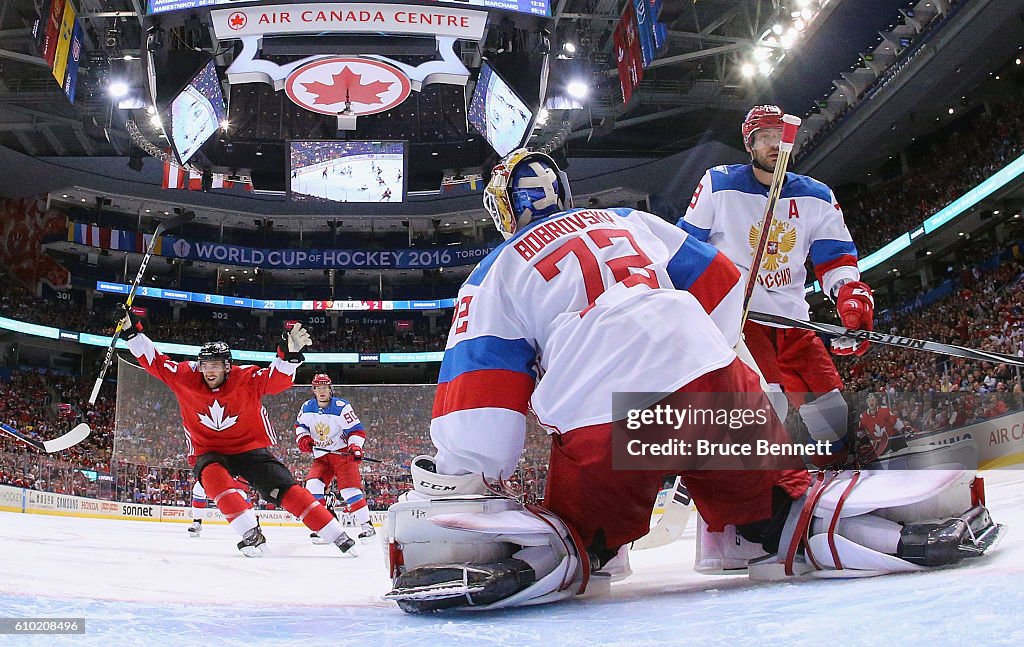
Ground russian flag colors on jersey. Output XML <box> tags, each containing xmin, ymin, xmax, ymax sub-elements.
<box><xmin>430</xmin><ymin>207</ymin><xmax>744</xmax><ymax>480</ymax></box>
<box><xmin>678</xmin><ymin>164</ymin><xmax>861</xmax><ymax>321</ymax></box>
<box><xmin>295</xmin><ymin>397</ymin><xmax>366</xmax><ymax>455</ymax></box>
<box><xmin>125</xmin><ymin>333</ymin><xmax>297</xmax><ymax>462</ymax></box>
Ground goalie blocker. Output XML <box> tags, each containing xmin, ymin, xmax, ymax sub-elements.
<box><xmin>385</xmin><ymin>448</ymin><xmax>1003</xmax><ymax>612</ymax></box>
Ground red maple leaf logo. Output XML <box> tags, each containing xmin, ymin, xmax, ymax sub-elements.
<box><xmin>228</xmin><ymin>12</ymin><xmax>246</xmax><ymax>29</ymax></box>
<box><xmin>301</xmin><ymin>67</ymin><xmax>393</xmax><ymax>107</ymax></box>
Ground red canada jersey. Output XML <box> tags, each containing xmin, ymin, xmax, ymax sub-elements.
<box><xmin>126</xmin><ymin>334</ymin><xmax>298</xmax><ymax>461</ymax></box>
<box><xmin>858</xmin><ymin>407</ymin><xmax>905</xmax><ymax>456</ymax></box>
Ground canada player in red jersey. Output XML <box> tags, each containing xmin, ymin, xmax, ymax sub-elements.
<box><xmin>857</xmin><ymin>393</ymin><xmax>911</xmax><ymax>462</ymax></box>
<box><xmin>117</xmin><ymin>307</ymin><xmax>357</xmax><ymax>557</ymax></box>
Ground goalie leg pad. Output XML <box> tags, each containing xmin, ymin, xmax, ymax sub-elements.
<box><xmin>750</xmin><ymin>469</ymin><xmax>1002</xmax><ymax>579</ymax></box>
<box><xmin>384</xmin><ymin>495</ymin><xmax>586</xmax><ymax>612</ymax></box>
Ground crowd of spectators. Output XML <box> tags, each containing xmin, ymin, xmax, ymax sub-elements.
<box><xmin>839</xmin><ymin>100</ymin><xmax>1024</xmax><ymax>257</ymax></box>
<box><xmin>0</xmin><ymin>268</ymin><xmax>450</xmax><ymax>354</ymax></box>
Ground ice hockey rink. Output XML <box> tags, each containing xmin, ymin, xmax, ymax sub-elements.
<box><xmin>291</xmin><ymin>158</ymin><xmax>402</xmax><ymax>203</ymax></box>
<box><xmin>1</xmin><ymin>468</ymin><xmax>1022</xmax><ymax>647</ymax></box>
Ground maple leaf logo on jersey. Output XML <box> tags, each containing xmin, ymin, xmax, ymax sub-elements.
<box><xmin>302</xmin><ymin>67</ymin><xmax>393</xmax><ymax>107</ymax></box>
<box><xmin>749</xmin><ymin>220</ymin><xmax>797</xmax><ymax>271</ymax></box>
<box><xmin>314</xmin><ymin>422</ymin><xmax>331</xmax><ymax>443</ymax></box>
<box><xmin>198</xmin><ymin>400</ymin><xmax>238</xmax><ymax>432</ymax></box>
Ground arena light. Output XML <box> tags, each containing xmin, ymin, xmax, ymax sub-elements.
<box><xmin>220</xmin><ymin>119</ymin><xmax>230</xmax><ymax>131</ymax></box>
<box><xmin>772</xmin><ymin>24</ymin><xmax>783</xmax><ymax>35</ymax></box>
<box><xmin>754</xmin><ymin>47</ymin><xmax>771</xmax><ymax>61</ymax></box>
<box><xmin>948</xmin><ymin>107</ymin><xmax>954</xmax><ymax>114</ymax></box>
<box><xmin>741</xmin><ymin>63</ymin><xmax>756</xmax><ymax>77</ymax></box>
<box><xmin>108</xmin><ymin>81</ymin><xmax>129</xmax><ymax>98</ymax></box>
<box><xmin>536</xmin><ymin>108</ymin><xmax>549</xmax><ymax>126</ymax></box>
<box><xmin>758</xmin><ymin>62</ymin><xmax>773</xmax><ymax>76</ymax></box>
<box><xmin>563</xmin><ymin>42</ymin><xmax>576</xmax><ymax>55</ymax></box>
<box><xmin>780</xmin><ymin>32</ymin><xmax>797</xmax><ymax>49</ymax></box>
<box><xmin>150</xmin><ymin>114</ymin><xmax>162</xmax><ymax>129</ymax></box>
<box><xmin>566</xmin><ymin>80</ymin><xmax>589</xmax><ymax>99</ymax></box>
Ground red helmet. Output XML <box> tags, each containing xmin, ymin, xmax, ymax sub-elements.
<box><xmin>311</xmin><ymin>373</ymin><xmax>332</xmax><ymax>387</ymax></box>
<box><xmin>742</xmin><ymin>105</ymin><xmax>785</xmax><ymax>147</ymax></box>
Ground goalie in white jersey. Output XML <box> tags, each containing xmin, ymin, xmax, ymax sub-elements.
<box><xmin>679</xmin><ymin>105</ymin><xmax>876</xmax><ymax>458</ymax></box>
<box><xmin>382</xmin><ymin>148</ymin><xmax>1002</xmax><ymax>613</ymax></box>
<box><xmin>295</xmin><ymin>374</ymin><xmax>375</xmax><ymax>543</ymax></box>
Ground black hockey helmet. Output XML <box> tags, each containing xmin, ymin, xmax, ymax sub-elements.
<box><xmin>198</xmin><ymin>341</ymin><xmax>232</xmax><ymax>366</ymax></box>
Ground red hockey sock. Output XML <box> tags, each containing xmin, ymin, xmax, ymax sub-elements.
<box><xmin>281</xmin><ymin>485</ymin><xmax>336</xmax><ymax>533</ymax></box>
<box><xmin>200</xmin><ymin>463</ymin><xmax>249</xmax><ymax>522</ymax></box>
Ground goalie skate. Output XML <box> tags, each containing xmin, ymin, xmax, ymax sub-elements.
<box><xmin>384</xmin><ymin>558</ymin><xmax>535</xmax><ymax>613</ymax></box>
<box><xmin>897</xmin><ymin>505</ymin><xmax>1005</xmax><ymax>566</ymax></box>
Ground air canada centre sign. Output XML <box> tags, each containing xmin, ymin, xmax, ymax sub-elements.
<box><xmin>211</xmin><ymin>3</ymin><xmax>488</xmax><ymax>40</ymax></box>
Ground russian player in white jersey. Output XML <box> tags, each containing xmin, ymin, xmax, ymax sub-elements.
<box><xmin>679</xmin><ymin>105</ymin><xmax>876</xmax><ymax>458</ymax></box>
<box><xmin>382</xmin><ymin>148</ymin><xmax>1002</xmax><ymax>613</ymax></box>
<box><xmin>295</xmin><ymin>374</ymin><xmax>375</xmax><ymax>543</ymax></box>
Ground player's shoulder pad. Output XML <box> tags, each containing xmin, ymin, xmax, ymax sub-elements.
<box><xmin>781</xmin><ymin>172</ymin><xmax>833</xmax><ymax>204</ymax></box>
<box><xmin>300</xmin><ymin>398</ymin><xmax>320</xmax><ymax>413</ymax></box>
<box><xmin>334</xmin><ymin>398</ymin><xmax>350</xmax><ymax>408</ymax></box>
<box><xmin>707</xmin><ymin>164</ymin><xmax>754</xmax><ymax>193</ymax></box>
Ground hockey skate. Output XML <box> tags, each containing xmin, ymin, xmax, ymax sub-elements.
<box><xmin>358</xmin><ymin>522</ymin><xmax>376</xmax><ymax>544</ymax></box>
<box><xmin>897</xmin><ymin>505</ymin><xmax>1005</xmax><ymax>566</ymax></box>
<box><xmin>187</xmin><ymin>519</ymin><xmax>202</xmax><ymax>538</ymax></box>
<box><xmin>237</xmin><ymin>526</ymin><xmax>266</xmax><ymax>558</ymax></box>
<box><xmin>385</xmin><ymin>558</ymin><xmax>536</xmax><ymax>613</ymax></box>
<box><xmin>334</xmin><ymin>532</ymin><xmax>359</xmax><ymax>557</ymax></box>
<box><xmin>310</xmin><ymin>531</ymin><xmax>329</xmax><ymax>545</ymax></box>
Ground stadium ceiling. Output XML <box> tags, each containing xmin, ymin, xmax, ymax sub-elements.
<box><xmin>0</xmin><ymin>0</ymin><xmax>1018</xmax><ymax>186</ymax></box>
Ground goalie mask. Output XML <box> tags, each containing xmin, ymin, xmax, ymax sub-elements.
<box><xmin>484</xmin><ymin>148</ymin><xmax>572</xmax><ymax>239</ymax></box>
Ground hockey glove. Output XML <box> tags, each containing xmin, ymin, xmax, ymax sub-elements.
<box><xmin>831</xmin><ymin>281</ymin><xmax>874</xmax><ymax>356</ymax></box>
<box><xmin>347</xmin><ymin>443</ymin><xmax>363</xmax><ymax>461</ymax></box>
<box><xmin>297</xmin><ymin>435</ymin><xmax>315</xmax><ymax>454</ymax></box>
<box><xmin>116</xmin><ymin>304</ymin><xmax>144</xmax><ymax>341</ymax></box>
<box><xmin>278</xmin><ymin>322</ymin><xmax>311</xmax><ymax>363</ymax></box>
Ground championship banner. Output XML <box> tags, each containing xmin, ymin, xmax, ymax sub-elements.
<box><xmin>61</xmin><ymin>20</ymin><xmax>83</xmax><ymax>103</ymax></box>
<box><xmin>51</xmin><ymin>0</ymin><xmax>76</xmax><ymax>86</ymax></box>
<box><xmin>210</xmin><ymin>3</ymin><xmax>488</xmax><ymax>40</ymax></box>
<box><xmin>66</xmin><ymin>221</ymin><xmax>497</xmax><ymax>269</ymax></box>
<box><xmin>41</xmin><ymin>0</ymin><xmax>66</xmax><ymax>67</ymax></box>
<box><xmin>614</xmin><ymin>4</ymin><xmax>644</xmax><ymax>104</ymax></box>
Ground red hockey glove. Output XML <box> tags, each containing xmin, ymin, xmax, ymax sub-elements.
<box><xmin>831</xmin><ymin>281</ymin><xmax>874</xmax><ymax>356</ymax></box>
<box><xmin>347</xmin><ymin>443</ymin><xmax>363</xmax><ymax>461</ymax></box>
<box><xmin>297</xmin><ymin>435</ymin><xmax>315</xmax><ymax>453</ymax></box>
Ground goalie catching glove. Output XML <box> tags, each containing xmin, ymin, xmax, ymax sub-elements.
<box><xmin>383</xmin><ymin>455</ymin><xmax>594</xmax><ymax>613</ymax></box>
<box><xmin>278</xmin><ymin>322</ymin><xmax>311</xmax><ymax>363</ymax></box>
<box><xmin>830</xmin><ymin>280</ymin><xmax>874</xmax><ymax>356</ymax></box>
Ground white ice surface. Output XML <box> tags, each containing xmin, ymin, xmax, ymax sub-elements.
<box><xmin>2</xmin><ymin>470</ymin><xmax>1023</xmax><ymax>646</ymax></box>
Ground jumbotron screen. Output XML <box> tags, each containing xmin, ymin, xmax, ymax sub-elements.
<box><xmin>467</xmin><ymin>62</ymin><xmax>533</xmax><ymax>157</ymax></box>
<box><xmin>147</xmin><ymin>1</ymin><xmax>551</xmax><ymax>18</ymax></box>
<box><xmin>169</xmin><ymin>59</ymin><xmax>225</xmax><ymax>165</ymax></box>
<box><xmin>289</xmin><ymin>140</ymin><xmax>406</xmax><ymax>203</ymax></box>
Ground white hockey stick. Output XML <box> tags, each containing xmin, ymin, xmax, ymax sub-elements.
<box><xmin>631</xmin><ymin>477</ymin><xmax>693</xmax><ymax>550</ymax></box>
<box><xmin>89</xmin><ymin>210</ymin><xmax>196</xmax><ymax>405</ymax></box>
<box><xmin>0</xmin><ymin>421</ymin><xmax>91</xmax><ymax>453</ymax></box>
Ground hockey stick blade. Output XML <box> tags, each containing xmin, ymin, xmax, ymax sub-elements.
<box><xmin>0</xmin><ymin>421</ymin><xmax>91</xmax><ymax>453</ymax></box>
<box><xmin>632</xmin><ymin>477</ymin><xmax>693</xmax><ymax>550</ymax></box>
<box><xmin>152</xmin><ymin>210</ymin><xmax>197</xmax><ymax>238</ymax></box>
<box><xmin>748</xmin><ymin>311</ymin><xmax>1024</xmax><ymax>367</ymax></box>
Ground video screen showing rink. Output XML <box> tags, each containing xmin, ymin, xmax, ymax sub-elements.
<box><xmin>289</xmin><ymin>140</ymin><xmax>405</xmax><ymax>203</ymax></box>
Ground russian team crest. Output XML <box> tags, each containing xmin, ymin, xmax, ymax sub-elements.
<box><xmin>749</xmin><ymin>220</ymin><xmax>797</xmax><ymax>271</ymax></box>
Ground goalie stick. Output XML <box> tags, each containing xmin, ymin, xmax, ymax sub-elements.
<box><xmin>748</xmin><ymin>310</ymin><xmax>1024</xmax><ymax>368</ymax></box>
<box><xmin>0</xmin><ymin>421</ymin><xmax>91</xmax><ymax>453</ymax></box>
<box><xmin>631</xmin><ymin>477</ymin><xmax>694</xmax><ymax>550</ymax></box>
<box><xmin>89</xmin><ymin>210</ymin><xmax>196</xmax><ymax>405</ymax></box>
